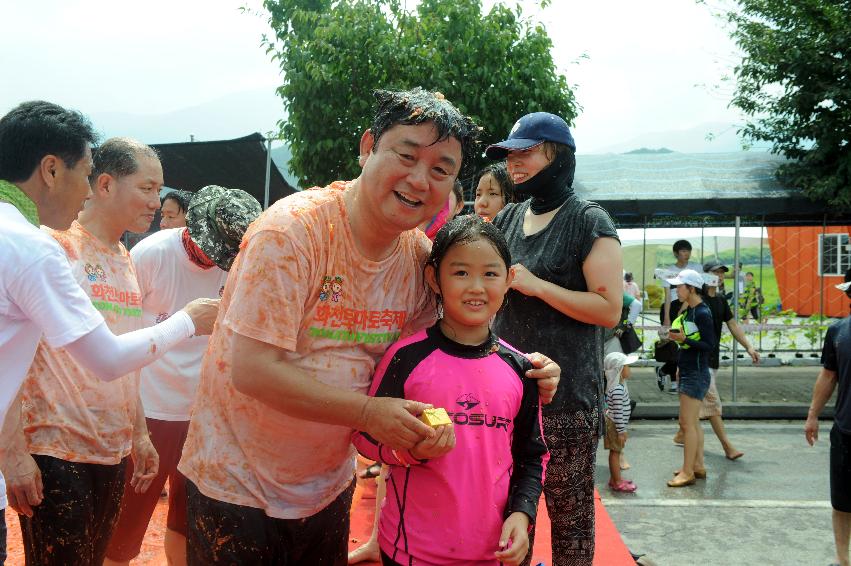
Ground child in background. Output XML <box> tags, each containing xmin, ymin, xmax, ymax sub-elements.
<box><xmin>353</xmin><ymin>215</ymin><xmax>549</xmax><ymax>566</ymax></box>
<box><xmin>420</xmin><ymin>180</ymin><xmax>465</xmax><ymax>239</ymax></box>
<box><xmin>474</xmin><ymin>162</ymin><xmax>514</xmax><ymax>220</ymax></box>
<box><xmin>605</xmin><ymin>351</ymin><xmax>639</xmax><ymax>493</ymax></box>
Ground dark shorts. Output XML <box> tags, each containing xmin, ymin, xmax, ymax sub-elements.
<box><xmin>186</xmin><ymin>478</ymin><xmax>355</xmax><ymax>566</ymax></box>
<box><xmin>831</xmin><ymin>425</ymin><xmax>851</xmax><ymax>512</ymax></box>
<box><xmin>678</xmin><ymin>367</ymin><xmax>711</xmax><ymax>401</ymax></box>
<box><xmin>106</xmin><ymin>418</ymin><xmax>190</xmax><ymax>561</ymax></box>
<box><xmin>20</xmin><ymin>454</ymin><xmax>127</xmax><ymax>566</ymax></box>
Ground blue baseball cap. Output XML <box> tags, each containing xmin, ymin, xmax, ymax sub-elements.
<box><xmin>486</xmin><ymin>112</ymin><xmax>576</xmax><ymax>159</ymax></box>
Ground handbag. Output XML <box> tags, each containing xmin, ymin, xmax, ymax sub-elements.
<box><xmin>653</xmin><ymin>339</ymin><xmax>679</xmax><ymax>363</ymax></box>
<box><xmin>619</xmin><ymin>324</ymin><xmax>642</xmax><ymax>354</ymax></box>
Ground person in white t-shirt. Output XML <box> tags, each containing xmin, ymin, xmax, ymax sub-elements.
<box><xmin>0</xmin><ymin>102</ymin><xmax>217</xmax><ymax>563</ymax></box>
<box><xmin>159</xmin><ymin>189</ymin><xmax>191</xmax><ymax>229</ymax></box>
<box><xmin>105</xmin><ymin>185</ymin><xmax>261</xmax><ymax>566</ymax></box>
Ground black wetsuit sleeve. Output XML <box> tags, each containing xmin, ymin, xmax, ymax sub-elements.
<box><xmin>506</xmin><ymin>362</ymin><xmax>548</xmax><ymax>523</ymax></box>
<box><xmin>351</xmin><ymin>340</ymin><xmax>435</xmax><ymax>466</ymax></box>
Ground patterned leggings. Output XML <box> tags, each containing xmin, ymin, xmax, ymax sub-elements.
<box><xmin>524</xmin><ymin>410</ymin><xmax>600</xmax><ymax>566</ymax></box>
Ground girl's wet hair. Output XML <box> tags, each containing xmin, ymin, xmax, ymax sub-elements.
<box><xmin>476</xmin><ymin>162</ymin><xmax>514</xmax><ymax>203</ymax></box>
<box><xmin>426</xmin><ymin>215</ymin><xmax>512</xmax><ymax>277</ymax></box>
<box><xmin>370</xmin><ymin>88</ymin><xmax>481</xmax><ymax>177</ymax></box>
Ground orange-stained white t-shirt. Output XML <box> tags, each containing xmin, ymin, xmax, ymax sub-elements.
<box><xmin>179</xmin><ymin>183</ymin><xmax>434</xmax><ymax>519</ymax></box>
<box><xmin>22</xmin><ymin>221</ymin><xmax>141</xmax><ymax>465</ymax></box>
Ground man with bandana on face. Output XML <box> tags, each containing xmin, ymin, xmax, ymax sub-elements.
<box><xmin>486</xmin><ymin>112</ymin><xmax>623</xmax><ymax>566</ymax></box>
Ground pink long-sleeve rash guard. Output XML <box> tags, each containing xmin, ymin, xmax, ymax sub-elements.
<box><xmin>353</xmin><ymin>324</ymin><xmax>549</xmax><ymax>566</ymax></box>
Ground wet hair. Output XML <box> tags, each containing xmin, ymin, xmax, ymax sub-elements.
<box><xmin>91</xmin><ymin>137</ymin><xmax>160</xmax><ymax>181</ymax></box>
<box><xmin>673</xmin><ymin>240</ymin><xmax>693</xmax><ymax>253</ymax></box>
<box><xmin>476</xmin><ymin>162</ymin><xmax>514</xmax><ymax>203</ymax></box>
<box><xmin>426</xmin><ymin>215</ymin><xmax>512</xmax><ymax>280</ymax></box>
<box><xmin>0</xmin><ymin>100</ymin><xmax>97</xmax><ymax>182</ymax></box>
<box><xmin>161</xmin><ymin>189</ymin><xmax>192</xmax><ymax>214</ymax></box>
<box><xmin>370</xmin><ymin>87</ymin><xmax>481</xmax><ymax>177</ymax></box>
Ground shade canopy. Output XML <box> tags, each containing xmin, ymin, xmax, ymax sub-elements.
<box><xmin>572</xmin><ymin>152</ymin><xmax>840</xmax><ymax>227</ymax></box>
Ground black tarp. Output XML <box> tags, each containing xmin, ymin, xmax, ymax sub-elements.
<box><xmin>151</xmin><ymin>133</ymin><xmax>296</xmax><ymax>206</ymax></box>
<box><xmin>572</xmin><ymin>152</ymin><xmax>843</xmax><ymax>227</ymax></box>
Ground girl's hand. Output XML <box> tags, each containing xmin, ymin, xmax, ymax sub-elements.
<box><xmin>494</xmin><ymin>512</ymin><xmax>530</xmax><ymax>565</ymax></box>
<box><xmin>618</xmin><ymin>432</ymin><xmax>627</xmax><ymax>446</ymax></box>
<box><xmin>509</xmin><ymin>264</ymin><xmax>542</xmax><ymax>297</ymax></box>
<box><xmin>524</xmin><ymin>352</ymin><xmax>560</xmax><ymax>405</ymax></box>
<box><xmin>409</xmin><ymin>423</ymin><xmax>455</xmax><ymax>460</ymax></box>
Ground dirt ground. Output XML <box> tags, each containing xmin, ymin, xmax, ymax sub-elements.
<box><xmin>3</xmin><ymin>477</ymin><xmax>376</xmax><ymax>566</ymax></box>
<box><xmin>4</xmin><ymin>497</ymin><xmax>170</xmax><ymax>565</ymax></box>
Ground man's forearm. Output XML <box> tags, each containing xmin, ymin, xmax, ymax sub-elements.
<box><xmin>233</xmin><ymin>355</ymin><xmax>369</xmax><ymax>430</ymax></box>
<box><xmin>727</xmin><ymin>320</ymin><xmax>753</xmax><ymax>350</ymax></box>
<box><xmin>0</xmin><ymin>390</ymin><xmax>29</xmax><ymax>464</ymax></box>
<box><xmin>809</xmin><ymin>369</ymin><xmax>838</xmax><ymax>418</ymax></box>
<box><xmin>133</xmin><ymin>391</ymin><xmax>149</xmax><ymax>440</ymax></box>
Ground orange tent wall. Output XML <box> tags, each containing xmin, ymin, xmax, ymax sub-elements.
<box><xmin>767</xmin><ymin>226</ymin><xmax>850</xmax><ymax>317</ymax></box>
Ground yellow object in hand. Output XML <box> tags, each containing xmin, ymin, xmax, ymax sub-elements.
<box><xmin>419</xmin><ymin>407</ymin><xmax>452</xmax><ymax>428</ymax></box>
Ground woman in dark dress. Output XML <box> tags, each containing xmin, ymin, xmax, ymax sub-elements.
<box><xmin>486</xmin><ymin>112</ymin><xmax>623</xmax><ymax>566</ymax></box>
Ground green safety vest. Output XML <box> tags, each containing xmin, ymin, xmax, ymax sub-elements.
<box><xmin>671</xmin><ymin>310</ymin><xmax>700</xmax><ymax>349</ymax></box>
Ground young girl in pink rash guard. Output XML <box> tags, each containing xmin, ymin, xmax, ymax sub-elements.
<box><xmin>353</xmin><ymin>215</ymin><xmax>548</xmax><ymax>566</ymax></box>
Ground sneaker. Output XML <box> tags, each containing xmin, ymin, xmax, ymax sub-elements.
<box><xmin>668</xmin><ymin>381</ymin><xmax>678</xmax><ymax>394</ymax></box>
<box><xmin>655</xmin><ymin>367</ymin><xmax>666</xmax><ymax>391</ymax></box>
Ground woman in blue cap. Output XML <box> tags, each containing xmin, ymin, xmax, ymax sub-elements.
<box><xmin>486</xmin><ymin>112</ymin><xmax>623</xmax><ymax>565</ymax></box>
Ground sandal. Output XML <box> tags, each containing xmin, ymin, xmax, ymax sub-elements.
<box><xmin>358</xmin><ymin>463</ymin><xmax>381</xmax><ymax>479</ymax></box>
<box><xmin>667</xmin><ymin>474</ymin><xmax>696</xmax><ymax>487</ymax></box>
<box><xmin>673</xmin><ymin>468</ymin><xmax>707</xmax><ymax>479</ymax></box>
<box><xmin>609</xmin><ymin>479</ymin><xmax>637</xmax><ymax>493</ymax></box>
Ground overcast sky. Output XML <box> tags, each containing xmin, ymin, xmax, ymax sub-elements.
<box><xmin>1</xmin><ymin>0</ymin><xmax>746</xmax><ymax>152</ymax></box>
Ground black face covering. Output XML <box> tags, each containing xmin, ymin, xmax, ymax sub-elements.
<box><xmin>514</xmin><ymin>148</ymin><xmax>576</xmax><ymax>215</ymax></box>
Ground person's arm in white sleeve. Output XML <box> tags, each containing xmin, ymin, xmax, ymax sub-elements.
<box><xmin>13</xmin><ymin>249</ymin><xmax>218</xmax><ymax>382</ymax></box>
<box><xmin>627</xmin><ymin>299</ymin><xmax>642</xmax><ymax>325</ymax></box>
<box><xmin>64</xmin><ymin>310</ymin><xmax>196</xmax><ymax>382</ymax></box>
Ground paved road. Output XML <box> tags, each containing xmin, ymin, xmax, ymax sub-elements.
<box><xmin>594</xmin><ymin>420</ymin><xmax>834</xmax><ymax>565</ymax></box>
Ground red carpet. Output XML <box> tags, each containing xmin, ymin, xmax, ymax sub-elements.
<box><xmin>2</xmin><ymin>480</ymin><xmax>634</xmax><ymax>565</ymax></box>
<box><xmin>348</xmin><ymin>480</ymin><xmax>634</xmax><ymax>565</ymax></box>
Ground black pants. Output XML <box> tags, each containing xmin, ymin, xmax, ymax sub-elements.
<box><xmin>381</xmin><ymin>550</ymin><xmax>404</xmax><ymax>566</ymax></box>
<box><xmin>19</xmin><ymin>454</ymin><xmax>127</xmax><ymax>566</ymax></box>
<box><xmin>186</xmin><ymin>479</ymin><xmax>355</xmax><ymax>566</ymax></box>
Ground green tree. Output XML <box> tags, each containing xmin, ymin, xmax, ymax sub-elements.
<box><xmin>261</xmin><ymin>0</ymin><xmax>577</xmax><ymax>187</ymax></box>
<box><xmin>722</xmin><ymin>1</ymin><xmax>851</xmax><ymax>210</ymax></box>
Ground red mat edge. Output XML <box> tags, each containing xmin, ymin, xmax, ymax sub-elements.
<box><xmin>348</xmin><ymin>482</ymin><xmax>635</xmax><ymax>566</ymax></box>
